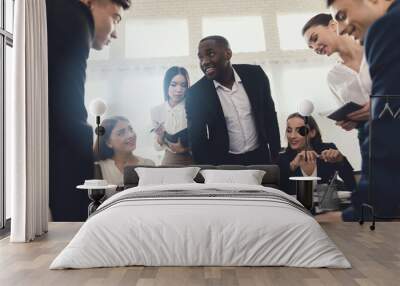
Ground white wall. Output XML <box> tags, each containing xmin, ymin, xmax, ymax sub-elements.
<box><xmin>84</xmin><ymin>0</ymin><xmax>361</xmax><ymax>170</ymax></box>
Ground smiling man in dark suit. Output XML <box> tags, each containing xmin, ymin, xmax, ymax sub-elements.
<box><xmin>185</xmin><ymin>35</ymin><xmax>281</xmax><ymax>166</ymax></box>
<box><xmin>324</xmin><ymin>0</ymin><xmax>400</xmax><ymax>220</ymax></box>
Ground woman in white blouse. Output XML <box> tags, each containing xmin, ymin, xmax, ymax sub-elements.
<box><xmin>150</xmin><ymin>66</ymin><xmax>193</xmax><ymax>165</ymax></box>
<box><xmin>302</xmin><ymin>13</ymin><xmax>371</xmax><ymax>135</ymax></box>
<box><xmin>94</xmin><ymin>116</ymin><xmax>155</xmax><ymax>198</ymax></box>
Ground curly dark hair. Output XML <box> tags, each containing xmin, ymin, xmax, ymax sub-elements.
<box><xmin>199</xmin><ymin>35</ymin><xmax>231</xmax><ymax>49</ymax></box>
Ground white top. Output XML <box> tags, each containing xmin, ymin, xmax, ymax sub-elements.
<box><xmin>150</xmin><ymin>100</ymin><xmax>188</xmax><ymax>152</ymax></box>
<box><xmin>214</xmin><ymin>68</ymin><xmax>259</xmax><ymax>154</ymax></box>
<box><xmin>327</xmin><ymin>54</ymin><xmax>372</xmax><ymax>106</ymax></box>
<box><xmin>98</xmin><ymin>156</ymin><xmax>155</xmax><ymax>198</ymax></box>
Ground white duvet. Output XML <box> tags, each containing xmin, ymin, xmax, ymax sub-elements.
<box><xmin>50</xmin><ymin>183</ymin><xmax>351</xmax><ymax>269</ymax></box>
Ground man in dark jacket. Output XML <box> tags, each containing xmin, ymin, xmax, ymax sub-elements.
<box><xmin>47</xmin><ymin>0</ymin><xmax>131</xmax><ymax>221</ymax></box>
<box><xmin>327</xmin><ymin>0</ymin><xmax>400</xmax><ymax>220</ymax></box>
<box><xmin>186</xmin><ymin>36</ymin><xmax>281</xmax><ymax>165</ymax></box>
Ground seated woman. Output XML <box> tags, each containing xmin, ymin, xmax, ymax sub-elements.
<box><xmin>150</xmin><ymin>66</ymin><xmax>193</xmax><ymax>165</ymax></box>
<box><xmin>94</xmin><ymin>116</ymin><xmax>155</xmax><ymax>198</ymax></box>
<box><xmin>279</xmin><ymin>113</ymin><xmax>356</xmax><ymax>195</ymax></box>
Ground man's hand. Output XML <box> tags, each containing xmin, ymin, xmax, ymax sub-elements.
<box><xmin>320</xmin><ymin>149</ymin><xmax>343</xmax><ymax>163</ymax></box>
<box><xmin>336</xmin><ymin>120</ymin><xmax>358</xmax><ymax>131</ymax></box>
<box><xmin>347</xmin><ymin>101</ymin><xmax>370</xmax><ymax>121</ymax></box>
<box><xmin>290</xmin><ymin>150</ymin><xmax>318</xmax><ymax>171</ymax></box>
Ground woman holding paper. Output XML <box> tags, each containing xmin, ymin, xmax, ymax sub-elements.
<box><xmin>150</xmin><ymin>66</ymin><xmax>193</xmax><ymax>165</ymax></box>
<box><xmin>302</xmin><ymin>13</ymin><xmax>371</xmax><ymax>135</ymax></box>
<box><xmin>279</xmin><ymin>113</ymin><xmax>356</xmax><ymax>196</ymax></box>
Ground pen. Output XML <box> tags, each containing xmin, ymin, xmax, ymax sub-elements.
<box><xmin>150</xmin><ymin>122</ymin><xmax>163</xmax><ymax>133</ymax></box>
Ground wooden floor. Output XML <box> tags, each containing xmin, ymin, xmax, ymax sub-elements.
<box><xmin>0</xmin><ymin>222</ymin><xmax>399</xmax><ymax>286</ymax></box>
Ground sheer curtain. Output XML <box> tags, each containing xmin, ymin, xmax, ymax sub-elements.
<box><xmin>9</xmin><ymin>0</ymin><xmax>49</xmax><ymax>242</ymax></box>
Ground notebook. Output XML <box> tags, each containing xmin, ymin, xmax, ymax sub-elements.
<box><xmin>164</xmin><ymin>128</ymin><xmax>189</xmax><ymax>147</ymax></box>
<box><xmin>327</xmin><ymin>102</ymin><xmax>363</xmax><ymax>121</ymax></box>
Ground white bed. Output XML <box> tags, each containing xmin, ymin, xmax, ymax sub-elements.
<box><xmin>50</xmin><ymin>183</ymin><xmax>350</xmax><ymax>269</ymax></box>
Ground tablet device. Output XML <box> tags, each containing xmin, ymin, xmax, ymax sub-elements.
<box><xmin>327</xmin><ymin>102</ymin><xmax>363</xmax><ymax>121</ymax></box>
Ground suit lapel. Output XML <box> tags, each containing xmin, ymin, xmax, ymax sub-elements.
<box><xmin>199</xmin><ymin>77</ymin><xmax>229</xmax><ymax>152</ymax></box>
<box><xmin>234</xmin><ymin>65</ymin><xmax>260</xmax><ymax>117</ymax></box>
<box><xmin>234</xmin><ymin>65</ymin><xmax>266</xmax><ymax>140</ymax></box>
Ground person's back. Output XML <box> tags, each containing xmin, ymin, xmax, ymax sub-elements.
<box><xmin>47</xmin><ymin>0</ymin><xmax>93</xmax><ymax>134</ymax></box>
<box><xmin>365</xmin><ymin>0</ymin><xmax>400</xmax><ymax>100</ymax></box>
<box><xmin>47</xmin><ymin>0</ymin><xmax>131</xmax><ymax>221</ymax></box>
<box><xmin>47</xmin><ymin>0</ymin><xmax>95</xmax><ymax>222</ymax></box>
<box><xmin>362</xmin><ymin>0</ymin><xmax>400</xmax><ymax>218</ymax></box>
<box><xmin>324</xmin><ymin>0</ymin><xmax>400</xmax><ymax>221</ymax></box>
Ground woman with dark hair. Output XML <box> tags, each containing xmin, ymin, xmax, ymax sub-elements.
<box><xmin>94</xmin><ymin>116</ymin><xmax>154</xmax><ymax>198</ymax></box>
<box><xmin>150</xmin><ymin>66</ymin><xmax>193</xmax><ymax>165</ymax></box>
<box><xmin>302</xmin><ymin>13</ymin><xmax>371</xmax><ymax>133</ymax></box>
<box><xmin>278</xmin><ymin>113</ymin><xmax>356</xmax><ymax>195</ymax></box>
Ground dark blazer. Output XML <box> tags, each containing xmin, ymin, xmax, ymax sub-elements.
<box><xmin>364</xmin><ymin>0</ymin><xmax>400</xmax><ymax>161</ymax></box>
<box><xmin>185</xmin><ymin>64</ymin><xmax>281</xmax><ymax>165</ymax></box>
<box><xmin>47</xmin><ymin>0</ymin><xmax>94</xmax><ymax>221</ymax></box>
<box><xmin>355</xmin><ymin>0</ymin><xmax>400</xmax><ymax>218</ymax></box>
<box><xmin>278</xmin><ymin>143</ymin><xmax>356</xmax><ymax>195</ymax></box>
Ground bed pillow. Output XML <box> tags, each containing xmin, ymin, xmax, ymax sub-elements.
<box><xmin>135</xmin><ymin>167</ymin><xmax>201</xmax><ymax>186</ymax></box>
<box><xmin>200</xmin><ymin>169</ymin><xmax>266</xmax><ymax>185</ymax></box>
